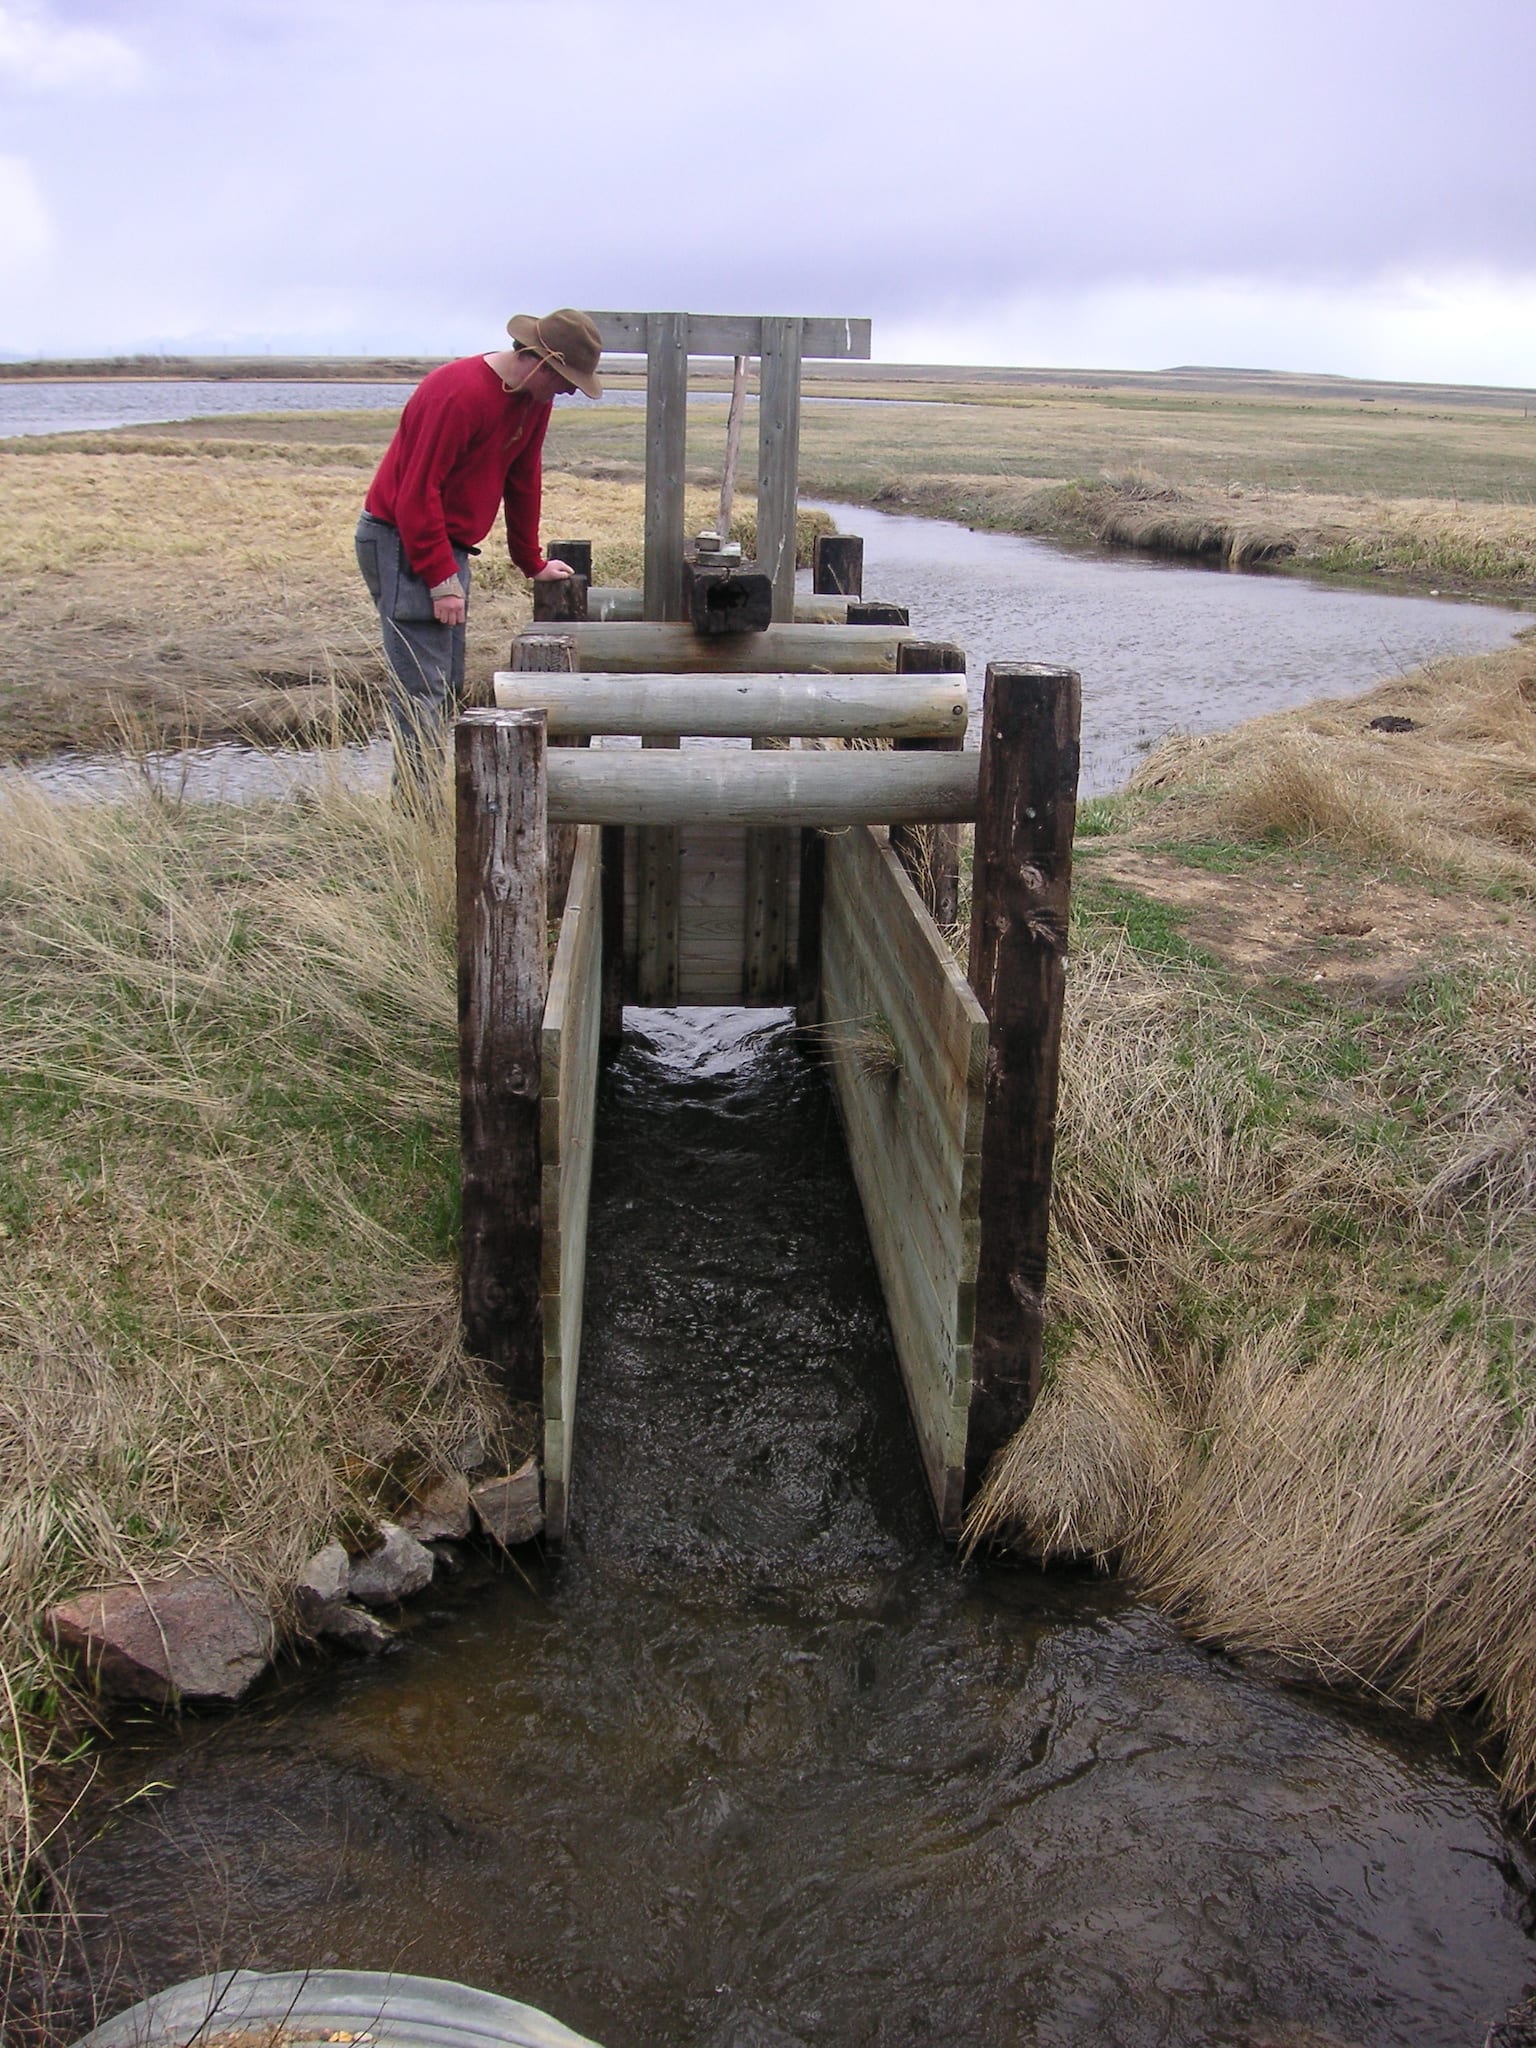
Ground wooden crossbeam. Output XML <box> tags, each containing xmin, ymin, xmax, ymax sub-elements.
<box><xmin>586</xmin><ymin>312</ymin><xmax>871</xmax><ymax>359</ymax></box>
<box><xmin>513</xmin><ymin>621</ymin><xmax>913</xmax><ymax>674</ymax></box>
<box><xmin>543</xmin><ymin>747</ymin><xmax>978</xmax><ymax>827</ymax></box>
<box><xmin>492</xmin><ymin>673</ymin><xmax>968</xmax><ymax>739</ymax></box>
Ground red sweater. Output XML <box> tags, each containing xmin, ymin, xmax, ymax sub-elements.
<box><xmin>365</xmin><ymin>355</ymin><xmax>551</xmax><ymax>589</ymax></box>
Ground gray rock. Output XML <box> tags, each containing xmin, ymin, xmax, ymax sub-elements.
<box><xmin>47</xmin><ymin>1576</ymin><xmax>273</xmax><ymax>1704</ymax></box>
<box><xmin>312</xmin><ymin>1601</ymin><xmax>396</xmax><ymax>1654</ymax></box>
<box><xmin>400</xmin><ymin>1471</ymin><xmax>474</xmax><ymax>1543</ymax></box>
<box><xmin>347</xmin><ymin>1521</ymin><xmax>434</xmax><ymax>1607</ymax></box>
<box><xmin>295</xmin><ymin>1541</ymin><xmax>350</xmax><ymax>1617</ymax></box>
<box><xmin>472</xmin><ymin>1459</ymin><xmax>544</xmax><ymax>1548</ymax></box>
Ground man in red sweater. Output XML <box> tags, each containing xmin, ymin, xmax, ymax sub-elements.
<box><xmin>356</xmin><ymin>307</ymin><xmax>603</xmax><ymax>794</ymax></box>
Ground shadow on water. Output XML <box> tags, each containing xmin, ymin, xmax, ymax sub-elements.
<box><xmin>62</xmin><ymin>1013</ymin><xmax>1536</xmax><ymax>2047</ymax></box>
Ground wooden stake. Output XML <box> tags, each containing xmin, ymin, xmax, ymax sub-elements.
<box><xmin>756</xmin><ymin>316</ymin><xmax>804</xmax><ymax>623</ymax></box>
<box><xmin>965</xmin><ymin>662</ymin><xmax>1081</xmax><ymax>1497</ymax></box>
<box><xmin>547</xmin><ymin>540</ymin><xmax>593</xmax><ymax>580</ymax></box>
<box><xmin>600</xmin><ymin>823</ymin><xmax>624</xmax><ymax>1046</ymax></box>
<box><xmin>718</xmin><ymin>352</ymin><xmax>748</xmax><ymax>539</ymax></box>
<box><xmin>643</xmin><ymin>311</ymin><xmax>689</xmax><ymax>621</ymax></box>
<box><xmin>795</xmin><ymin>827</ymin><xmax>825</xmax><ymax>1026</ymax></box>
<box><xmin>892</xmin><ymin>640</ymin><xmax>967</xmax><ymax>927</ymax></box>
<box><xmin>813</xmin><ymin>533</ymin><xmax>864</xmax><ymax>597</ymax></box>
<box><xmin>456</xmin><ymin>708</ymin><xmax>549</xmax><ymax>1401</ymax></box>
<box><xmin>532</xmin><ymin>575</ymin><xmax>589</xmax><ymax>624</ymax></box>
<box><xmin>511</xmin><ymin>632</ymin><xmax>581</xmax><ymax>918</ymax></box>
<box><xmin>847</xmin><ymin>601</ymin><xmax>909</xmax><ymax>627</ymax></box>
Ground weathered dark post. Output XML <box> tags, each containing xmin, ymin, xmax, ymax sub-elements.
<box><xmin>547</xmin><ymin>539</ymin><xmax>593</xmax><ymax>580</ymax></box>
<box><xmin>532</xmin><ymin>576</ymin><xmax>589</xmax><ymax>624</ymax></box>
<box><xmin>813</xmin><ymin>533</ymin><xmax>864</xmax><ymax>597</ymax></box>
<box><xmin>456</xmin><ymin>708</ymin><xmax>549</xmax><ymax>1401</ymax></box>
<box><xmin>892</xmin><ymin>639</ymin><xmax>967</xmax><ymax>927</ymax></box>
<box><xmin>847</xmin><ymin>600</ymin><xmax>909</xmax><ymax>627</ymax></box>
<box><xmin>510</xmin><ymin>633</ymin><xmax>581</xmax><ymax>918</ymax></box>
<box><xmin>600</xmin><ymin>824</ymin><xmax>625</xmax><ymax>1047</ymax></box>
<box><xmin>966</xmin><ymin>662</ymin><xmax>1081</xmax><ymax>1498</ymax></box>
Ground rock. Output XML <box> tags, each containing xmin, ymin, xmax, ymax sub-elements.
<box><xmin>455</xmin><ymin>1431</ymin><xmax>489</xmax><ymax>1474</ymax></box>
<box><xmin>313</xmin><ymin>1602</ymin><xmax>396</xmax><ymax>1654</ymax></box>
<box><xmin>472</xmin><ymin>1459</ymin><xmax>544</xmax><ymax>1548</ymax></box>
<box><xmin>48</xmin><ymin>1576</ymin><xmax>273</xmax><ymax>1704</ymax></box>
<box><xmin>347</xmin><ymin>1522</ymin><xmax>434</xmax><ymax>1607</ymax></box>
<box><xmin>400</xmin><ymin>1471</ymin><xmax>474</xmax><ymax>1542</ymax></box>
<box><xmin>294</xmin><ymin>1541</ymin><xmax>350</xmax><ymax>1621</ymax></box>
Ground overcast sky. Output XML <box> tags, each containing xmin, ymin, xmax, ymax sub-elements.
<box><xmin>1</xmin><ymin>0</ymin><xmax>1532</xmax><ymax>382</ymax></box>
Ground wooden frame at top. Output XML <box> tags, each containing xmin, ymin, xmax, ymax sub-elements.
<box><xmin>584</xmin><ymin>313</ymin><xmax>871</xmax><ymax>360</ymax></box>
<box><xmin>581</xmin><ymin>310</ymin><xmax>870</xmax><ymax>628</ymax></box>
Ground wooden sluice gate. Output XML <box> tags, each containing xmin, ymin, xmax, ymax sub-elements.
<box><xmin>455</xmin><ymin>311</ymin><xmax>1081</xmax><ymax>1547</ymax></box>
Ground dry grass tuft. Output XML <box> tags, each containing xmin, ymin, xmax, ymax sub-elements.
<box><xmin>970</xmin><ymin>648</ymin><xmax>1536</xmax><ymax>1809</ymax></box>
<box><xmin>0</xmin><ymin>771</ymin><xmax>508</xmax><ymax>2035</ymax></box>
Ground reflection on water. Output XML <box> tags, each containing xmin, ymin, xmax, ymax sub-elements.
<box><xmin>809</xmin><ymin>499</ymin><xmax>1527</xmax><ymax>794</ymax></box>
<box><xmin>65</xmin><ymin>1013</ymin><xmax>1536</xmax><ymax>2048</ymax></box>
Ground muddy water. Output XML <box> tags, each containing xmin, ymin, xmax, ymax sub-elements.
<box><xmin>66</xmin><ymin>1012</ymin><xmax>1536</xmax><ymax>2047</ymax></box>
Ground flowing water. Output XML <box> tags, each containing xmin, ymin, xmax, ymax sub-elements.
<box><xmin>64</xmin><ymin>1013</ymin><xmax>1536</xmax><ymax>2048</ymax></box>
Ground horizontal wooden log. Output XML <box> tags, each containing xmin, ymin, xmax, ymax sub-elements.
<box><xmin>491</xmin><ymin>672</ymin><xmax>968</xmax><ymax>739</ymax></box>
<box><xmin>544</xmin><ymin>747</ymin><xmax>979</xmax><ymax>827</ymax></box>
<box><xmin>587</xmin><ymin>586</ymin><xmax>861</xmax><ymax>625</ymax></box>
<box><xmin>515</xmin><ymin>621</ymin><xmax>913</xmax><ymax>675</ymax></box>
<box><xmin>585</xmin><ymin>311</ymin><xmax>871</xmax><ymax>360</ymax></box>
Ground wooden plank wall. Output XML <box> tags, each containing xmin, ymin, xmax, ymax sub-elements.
<box><xmin>540</xmin><ymin>826</ymin><xmax>604</xmax><ymax>1545</ymax></box>
<box><xmin>820</xmin><ymin>825</ymin><xmax>988</xmax><ymax>1534</ymax></box>
<box><xmin>620</xmin><ymin>822</ymin><xmax>800</xmax><ymax>1004</ymax></box>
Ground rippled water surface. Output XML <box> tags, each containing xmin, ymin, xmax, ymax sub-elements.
<box><xmin>66</xmin><ymin>1013</ymin><xmax>1536</xmax><ymax>2048</ymax></box>
<box><xmin>811</xmin><ymin>500</ymin><xmax>1527</xmax><ymax>793</ymax></box>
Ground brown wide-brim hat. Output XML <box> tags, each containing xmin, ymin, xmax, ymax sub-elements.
<box><xmin>506</xmin><ymin>308</ymin><xmax>603</xmax><ymax>399</ymax></box>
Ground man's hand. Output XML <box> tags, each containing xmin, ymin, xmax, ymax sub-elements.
<box><xmin>432</xmin><ymin>592</ymin><xmax>467</xmax><ymax>626</ymax></box>
<box><xmin>532</xmin><ymin>560</ymin><xmax>575</xmax><ymax>581</ymax></box>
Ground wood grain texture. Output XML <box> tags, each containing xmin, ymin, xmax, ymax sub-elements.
<box><xmin>757</xmin><ymin>316</ymin><xmax>804</xmax><ymax>622</ymax></box>
<box><xmin>821</xmin><ymin>824</ymin><xmax>987</xmax><ymax>1535</ymax></box>
<box><xmin>966</xmin><ymin>662</ymin><xmax>1082</xmax><ymax>1498</ymax></box>
<box><xmin>545</xmin><ymin>746</ymin><xmax>979</xmax><ymax>827</ymax></box>
<box><xmin>643</xmin><ymin>311</ymin><xmax>688</xmax><ymax>622</ymax></box>
<box><xmin>892</xmin><ymin>639</ymin><xmax>969</xmax><ymax>927</ymax></box>
<box><xmin>456</xmin><ymin>709</ymin><xmax>548</xmax><ymax>1402</ymax></box>
<box><xmin>813</xmin><ymin>533</ymin><xmax>864</xmax><ymax>597</ymax></box>
<box><xmin>540</xmin><ymin>826</ymin><xmax>603</xmax><ymax>1546</ymax></box>
<box><xmin>599</xmin><ymin>823</ymin><xmax>624</xmax><ymax>1044</ymax></box>
<box><xmin>514</xmin><ymin>621</ymin><xmax>914</xmax><ymax>674</ymax></box>
<box><xmin>532</xmin><ymin>576</ymin><xmax>588</xmax><ymax>622</ymax></box>
<box><xmin>511</xmin><ymin>633</ymin><xmax>580</xmax><ymax>918</ymax></box>
<box><xmin>586</xmin><ymin>587</ymin><xmax>870</xmax><ymax>625</ymax></box>
<box><xmin>585</xmin><ymin>312</ymin><xmax>871</xmax><ymax>359</ymax></box>
<box><xmin>491</xmin><ymin>672</ymin><xmax>968</xmax><ymax>739</ymax></box>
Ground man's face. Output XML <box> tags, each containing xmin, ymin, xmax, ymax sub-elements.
<box><xmin>522</xmin><ymin>356</ymin><xmax>578</xmax><ymax>402</ymax></box>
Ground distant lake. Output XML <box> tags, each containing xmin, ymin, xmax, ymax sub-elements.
<box><xmin>0</xmin><ymin>379</ymin><xmax>899</xmax><ymax>438</ymax></box>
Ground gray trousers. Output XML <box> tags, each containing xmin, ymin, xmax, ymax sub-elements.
<box><xmin>355</xmin><ymin>511</ymin><xmax>472</xmax><ymax>795</ymax></box>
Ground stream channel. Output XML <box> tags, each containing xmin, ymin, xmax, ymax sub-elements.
<box><xmin>65</xmin><ymin>1008</ymin><xmax>1536</xmax><ymax>2044</ymax></box>
<box><xmin>27</xmin><ymin>410</ymin><xmax>1536</xmax><ymax>2041</ymax></box>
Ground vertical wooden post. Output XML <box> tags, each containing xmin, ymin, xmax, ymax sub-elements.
<box><xmin>456</xmin><ymin>708</ymin><xmax>549</xmax><ymax>1401</ymax></box>
<box><xmin>718</xmin><ymin>353</ymin><xmax>748</xmax><ymax>540</ymax></box>
<box><xmin>847</xmin><ymin>601</ymin><xmax>909</xmax><ymax>627</ymax></box>
<box><xmin>511</xmin><ymin>633</ymin><xmax>581</xmax><ymax>919</ymax></box>
<box><xmin>643</xmin><ymin>312</ymin><xmax>689</xmax><ymax>622</ymax></box>
<box><xmin>891</xmin><ymin>640</ymin><xmax>967</xmax><ymax>928</ymax></box>
<box><xmin>600</xmin><ymin>823</ymin><xmax>625</xmax><ymax>1047</ymax></box>
<box><xmin>756</xmin><ymin>316</ymin><xmax>804</xmax><ymax>623</ymax></box>
<box><xmin>813</xmin><ymin>533</ymin><xmax>864</xmax><ymax>597</ymax></box>
<box><xmin>532</xmin><ymin>576</ymin><xmax>588</xmax><ymax>623</ymax></box>
<box><xmin>547</xmin><ymin>539</ymin><xmax>593</xmax><ymax>580</ymax></box>
<box><xmin>965</xmin><ymin>663</ymin><xmax>1081</xmax><ymax>1497</ymax></box>
<box><xmin>794</xmin><ymin>827</ymin><xmax>826</xmax><ymax>1027</ymax></box>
